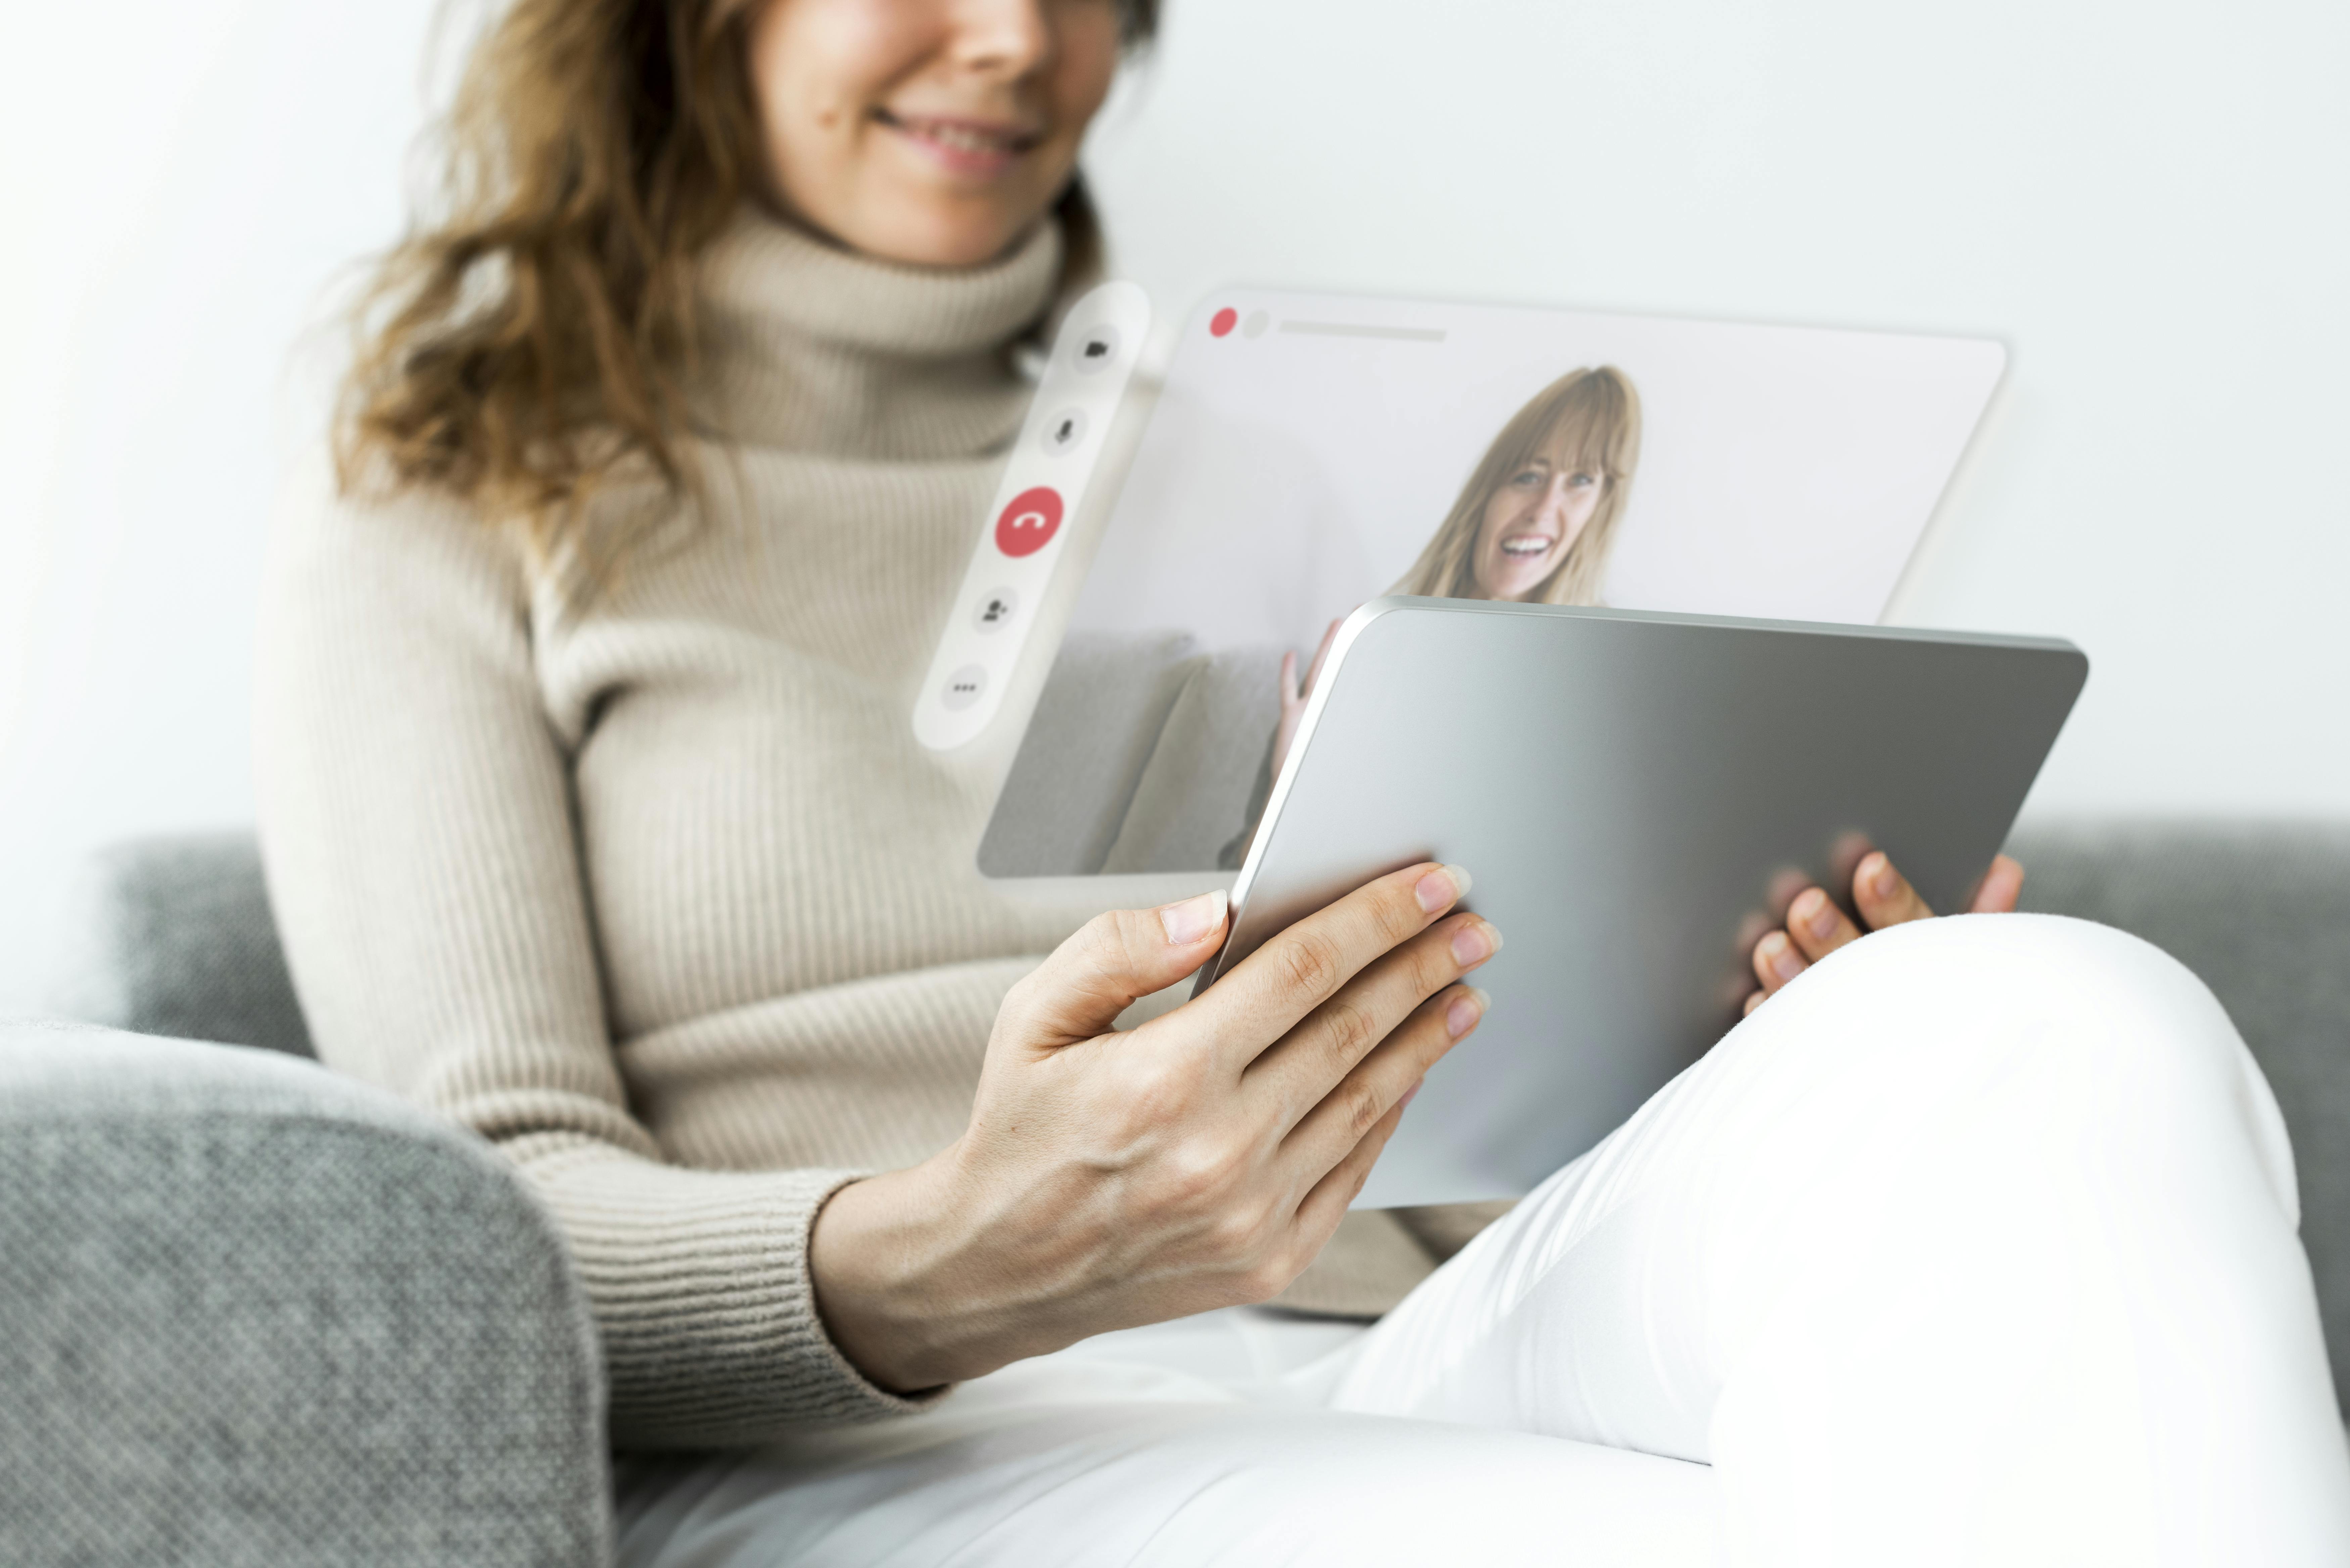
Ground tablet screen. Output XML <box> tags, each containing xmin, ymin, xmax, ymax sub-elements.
<box><xmin>980</xmin><ymin>292</ymin><xmax>2003</xmax><ymax>879</ymax></box>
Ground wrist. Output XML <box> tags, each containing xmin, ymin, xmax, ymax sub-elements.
<box><xmin>807</xmin><ymin>1151</ymin><xmax>974</xmax><ymax>1393</ymax></box>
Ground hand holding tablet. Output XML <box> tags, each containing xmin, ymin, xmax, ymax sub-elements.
<box><xmin>1191</xmin><ymin>598</ymin><xmax>2085</xmax><ymax>1208</ymax></box>
<box><xmin>809</xmin><ymin>861</ymin><xmax>1498</xmax><ymax>1389</ymax></box>
<box><xmin>1747</xmin><ymin>848</ymin><xmax>2027</xmax><ymax>1015</ymax></box>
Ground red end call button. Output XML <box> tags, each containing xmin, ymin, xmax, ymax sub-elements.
<box><xmin>994</xmin><ymin>486</ymin><xmax>1064</xmax><ymax>558</ymax></box>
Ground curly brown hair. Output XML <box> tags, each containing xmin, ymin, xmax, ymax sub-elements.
<box><xmin>338</xmin><ymin>0</ymin><xmax>1156</xmax><ymax>577</ymax></box>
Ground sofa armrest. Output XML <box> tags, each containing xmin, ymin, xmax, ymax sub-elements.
<box><xmin>0</xmin><ymin>1021</ymin><xmax>611</xmax><ymax>1567</ymax></box>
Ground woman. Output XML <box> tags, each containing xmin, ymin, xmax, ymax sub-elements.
<box><xmin>1254</xmin><ymin>364</ymin><xmax>1643</xmax><ymax>817</ymax></box>
<box><xmin>1393</xmin><ymin>364</ymin><xmax>1641</xmax><ymax>605</ymax></box>
<box><xmin>258</xmin><ymin>0</ymin><xmax>2350</xmax><ymax>1561</ymax></box>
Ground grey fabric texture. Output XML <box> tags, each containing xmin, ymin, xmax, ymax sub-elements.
<box><xmin>2009</xmin><ymin>820</ymin><xmax>2350</xmax><ymax>1415</ymax></box>
<box><xmin>981</xmin><ymin>633</ymin><xmax>1290</xmax><ymax>877</ymax></box>
<box><xmin>0</xmin><ymin>1021</ymin><xmax>612</xmax><ymax>1568</ymax></box>
<box><xmin>49</xmin><ymin>831</ymin><xmax>315</xmax><ymax>1058</ymax></box>
<box><xmin>1101</xmin><ymin>643</ymin><xmax>1286</xmax><ymax>874</ymax></box>
<box><xmin>977</xmin><ymin>630</ymin><xmax>1203</xmax><ymax>875</ymax></box>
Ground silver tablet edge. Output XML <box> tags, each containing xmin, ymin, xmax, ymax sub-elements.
<box><xmin>1191</xmin><ymin>597</ymin><xmax>2086</xmax><ymax>997</ymax></box>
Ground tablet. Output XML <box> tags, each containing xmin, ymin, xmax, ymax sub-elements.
<box><xmin>1195</xmin><ymin>597</ymin><xmax>2087</xmax><ymax>1209</ymax></box>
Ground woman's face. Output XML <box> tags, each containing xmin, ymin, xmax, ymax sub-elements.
<box><xmin>1468</xmin><ymin>444</ymin><xmax>1607</xmax><ymax>601</ymax></box>
<box><xmin>747</xmin><ymin>0</ymin><xmax>1122</xmax><ymax>267</ymax></box>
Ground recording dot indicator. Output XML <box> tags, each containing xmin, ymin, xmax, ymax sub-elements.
<box><xmin>1210</xmin><ymin>307</ymin><xmax>1239</xmax><ymax>338</ymax></box>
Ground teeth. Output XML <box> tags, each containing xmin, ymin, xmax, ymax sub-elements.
<box><xmin>1501</xmin><ymin>537</ymin><xmax>1554</xmax><ymax>555</ymax></box>
<box><xmin>917</xmin><ymin>120</ymin><xmax>1018</xmax><ymax>153</ymax></box>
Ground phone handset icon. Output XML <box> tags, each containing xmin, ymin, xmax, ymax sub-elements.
<box><xmin>993</xmin><ymin>486</ymin><xmax>1065</xmax><ymax>558</ymax></box>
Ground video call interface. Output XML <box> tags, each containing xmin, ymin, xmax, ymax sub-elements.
<box><xmin>977</xmin><ymin>292</ymin><xmax>2005</xmax><ymax>880</ymax></box>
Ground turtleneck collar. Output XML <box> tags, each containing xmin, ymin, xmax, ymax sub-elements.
<box><xmin>694</xmin><ymin>204</ymin><xmax>1063</xmax><ymax>459</ymax></box>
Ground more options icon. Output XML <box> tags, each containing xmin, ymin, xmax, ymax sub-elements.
<box><xmin>941</xmin><ymin>664</ymin><xmax>987</xmax><ymax>711</ymax></box>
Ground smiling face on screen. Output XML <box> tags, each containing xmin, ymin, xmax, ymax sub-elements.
<box><xmin>1467</xmin><ymin>442</ymin><xmax>1608</xmax><ymax>601</ymax></box>
<box><xmin>748</xmin><ymin>0</ymin><xmax>1123</xmax><ymax>267</ymax></box>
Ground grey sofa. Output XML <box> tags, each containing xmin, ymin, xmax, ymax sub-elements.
<box><xmin>6</xmin><ymin>822</ymin><xmax>2348</xmax><ymax>1563</ymax></box>
<box><xmin>6</xmin><ymin>840</ymin><xmax>614</xmax><ymax>1567</ymax></box>
<box><xmin>979</xmin><ymin>631</ymin><xmax>1287</xmax><ymax>877</ymax></box>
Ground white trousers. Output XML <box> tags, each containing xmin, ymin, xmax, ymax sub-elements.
<box><xmin>614</xmin><ymin>916</ymin><xmax>2350</xmax><ymax>1566</ymax></box>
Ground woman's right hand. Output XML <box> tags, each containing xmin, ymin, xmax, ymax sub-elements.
<box><xmin>808</xmin><ymin>863</ymin><xmax>1499</xmax><ymax>1393</ymax></box>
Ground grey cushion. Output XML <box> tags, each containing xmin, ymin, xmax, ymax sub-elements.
<box><xmin>980</xmin><ymin>632</ymin><xmax>1291</xmax><ymax>877</ymax></box>
<box><xmin>1101</xmin><ymin>643</ymin><xmax>1286</xmax><ymax>874</ymax></box>
<box><xmin>0</xmin><ymin>1021</ymin><xmax>611</xmax><ymax>1567</ymax></box>
<box><xmin>978</xmin><ymin>630</ymin><xmax>1206</xmax><ymax>876</ymax></box>
<box><xmin>51</xmin><ymin>832</ymin><xmax>313</xmax><ymax>1058</ymax></box>
<box><xmin>2009</xmin><ymin>820</ymin><xmax>2350</xmax><ymax>1415</ymax></box>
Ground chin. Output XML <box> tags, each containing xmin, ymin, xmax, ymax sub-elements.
<box><xmin>1479</xmin><ymin>570</ymin><xmax>1553</xmax><ymax>603</ymax></box>
<box><xmin>853</xmin><ymin>198</ymin><xmax>1040</xmax><ymax>271</ymax></box>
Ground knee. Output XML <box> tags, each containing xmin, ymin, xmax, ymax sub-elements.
<box><xmin>1751</xmin><ymin>912</ymin><xmax>2261</xmax><ymax>1126</ymax></box>
<box><xmin>1813</xmin><ymin>912</ymin><xmax>2236</xmax><ymax>1066</ymax></box>
<box><xmin>1784</xmin><ymin>914</ymin><xmax>2294</xmax><ymax>1211</ymax></box>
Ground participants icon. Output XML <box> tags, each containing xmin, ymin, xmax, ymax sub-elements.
<box><xmin>974</xmin><ymin>587</ymin><xmax>1019</xmax><ymax>634</ymax></box>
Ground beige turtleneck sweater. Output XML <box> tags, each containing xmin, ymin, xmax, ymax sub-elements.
<box><xmin>256</xmin><ymin>211</ymin><xmax>1447</xmax><ymax>1449</ymax></box>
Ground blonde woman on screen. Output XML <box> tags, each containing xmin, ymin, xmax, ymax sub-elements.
<box><xmin>1392</xmin><ymin>364</ymin><xmax>1642</xmax><ymax>606</ymax></box>
<box><xmin>1260</xmin><ymin>366</ymin><xmax>1645</xmax><ymax>793</ymax></box>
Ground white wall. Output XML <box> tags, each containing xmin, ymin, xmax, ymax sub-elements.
<box><xmin>4</xmin><ymin>0</ymin><xmax>2346</xmax><ymax>1009</ymax></box>
<box><xmin>0</xmin><ymin>0</ymin><xmax>443</xmax><ymax>1007</ymax></box>
<box><xmin>1081</xmin><ymin>0</ymin><xmax>2350</xmax><ymax>818</ymax></box>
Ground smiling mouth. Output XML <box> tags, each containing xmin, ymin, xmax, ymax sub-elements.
<box><xmin>874</xmin><ymin>108</ymin><xmax>1043</xmax><ymax>162</ymax></box>
<box><xmin>1499</xmin><ymin>534</ymin><xmax>1558</xmax><ymax>559</ymax></box>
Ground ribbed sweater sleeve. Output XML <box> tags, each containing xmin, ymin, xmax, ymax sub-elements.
<box><xmin>253</xmin><ymin>458</ymin><xmax>939</xmax><ymax>1444</ymax></box>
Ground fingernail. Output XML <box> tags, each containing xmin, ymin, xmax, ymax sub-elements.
<box><xmin>1160</xmin><ymin>888</ymin><xmax>1227</xmax><ymax>945</ymax></box>
<box><xmin>1399</xmin><ymin>1081</ymin><xmax>1422</xmax><ymax>1112</ymax></box>
<box><xmin>1764</xmin><ymin>933</ymin><xmax>1804</xmax><ymax>983</ymax></box>
<box><xmin>1867</xmin><ymin>855</ymin><xmax>1897</xmax><ymax>901</ymax></box>
<box><xmin>1799</xmin><ymin>890</ymin><xmax>1836</xmax><ymax>941</ymax></box>
<box><xmin>1445</xmin><ymin>987</ymin><xmax>1488</xmax><ymax>1039</ymax></box>
<box><xmin>1451</xmin><ymin>920</ymin><xmax>1502</xmax><ymax>968</ymax></box>
<box><xmin>1416</xmin><ymin>865</ymin><xmax>1471</xmax><ymax>914</ymax></box>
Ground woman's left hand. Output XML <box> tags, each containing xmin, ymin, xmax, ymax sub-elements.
<box><xmin>1271</xmin><ymin>619</ymin><xmax>1344</xmax><ymax>781</ymax></box>
<box><xmin>1744</xmin><ymin>850</ymin><xmax>2025</xmax><ymax>1014</ymax></box>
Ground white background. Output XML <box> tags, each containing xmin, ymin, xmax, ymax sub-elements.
<box><xmin>3</xmin><ymin>0</ymin><xmax>2346</xmax><ymax>1010</ymax></box>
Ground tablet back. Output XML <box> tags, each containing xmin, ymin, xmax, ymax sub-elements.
<box><xmin>1199</xmin><ymin>598</ymin><xmax>2087</xmax><ymax>1208</ymax></box>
